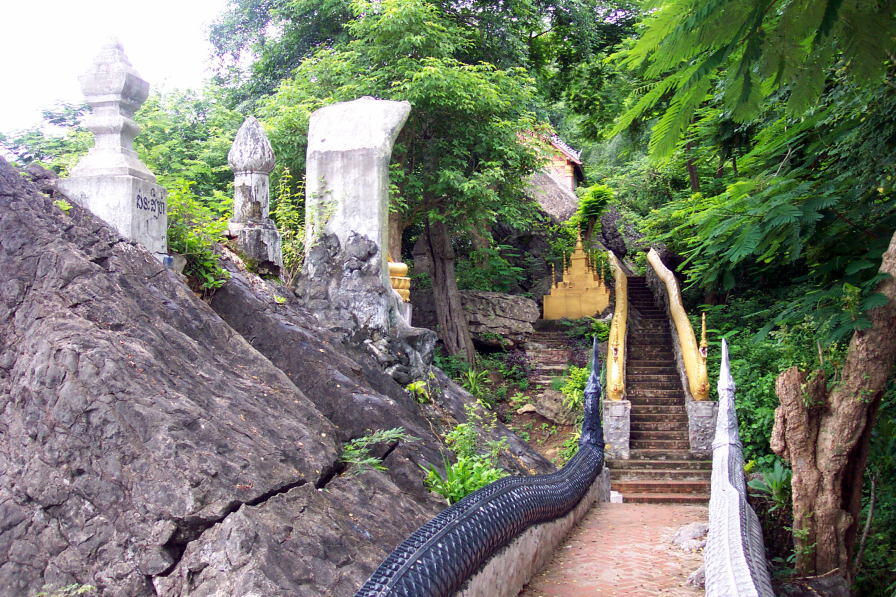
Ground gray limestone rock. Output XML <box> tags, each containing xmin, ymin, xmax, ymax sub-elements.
<box><xmin>672</xmin><ymin>521</ymin><xmax>710</xmax><ymax>551</ymax></box>
<box><xmin>0</xmin><ymin>157</ymin><xmax>549</xmax><ymax>595</ymax></box>
<box><xmin>296</xmin><ymin>231</ymin><xmax>437</xmax><ymax>383</ymax></box>
<box><xmin>687</xmin><ymin>564</ymin><xmax>706</xmax><ymax>588</ymax></box>
<box><xmin>412</xmin><ymin>289</ymin><xmax>540</xmax><ymax>348</ymax></box>
<box><xmin>527</xmin><ymin>389</ymin><xmax>578</xmax><ymax>426</ymax></box>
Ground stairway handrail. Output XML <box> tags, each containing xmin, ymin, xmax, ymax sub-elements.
<box><xmin>606</xmin><ymin>251</ymin><xmax>627</xmax><ymax>401</ymax></box>
<box><xmin>645</xmin><ymin>248</ymin><xmax>709</xmax><ymax>400</ymax></box>
<box><xmin>704</xmin><ymin>339</ymin><xmax>774</xmax><ymax>597</ymax></box>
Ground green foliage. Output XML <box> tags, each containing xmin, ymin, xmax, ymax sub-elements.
<box><xmin>855</xmin><ymin>381</ymin><xmax>896</xmax><ymax>596</ymax></box>
<box><xmin>559</xmin><ymin>317</ymin><xmax>611</xmax><ymax>344</ymax></box>
<box><xmin>559</xmin><ymin>365</ymin><xmax>590</xmax><ymax>410</ymax></box>
<box><xmin>0</xmin><ymin>103</ymin><xmax>91</xmax><ymax>175</ymax></box>
<box><xmin>166</xmin><ymin>181</ymin><xmax>231</xmax><ymax>291</ymax></box>
<box><xmin>34</xmin><ymin>584</ymin><xmax>97</xmax><ymax>597</ymax></box>
<box><xmin>425</xmin><ymin>404</ymin><xmax>509</xmax><ymax>503</ymax></box>
<box><xmin>433</xmin><ymin>349</ymin><xmax>470</xmax><ymax>380</ymax></box>
<box><xmin>133</xmin><ymin>89</ymin><xmax>244</xmax><ymax>196</ymax></box>
<box><xmin>455</xmin><ymin>244</ymin><xmax>525</xmax><ymax>292</ymax></box>
<box><xmin>461</xmin><ymin>368</ymin><xmax>490</xmax><ymax>403</ymax></box>
<box><xmin>261</xmin><ymin>0</ymin><xmax>544</xmax><ymax>243</ymax></box>
<box><xmin>341</xmin><ymin>427</ymin><xmax>418</xmax><ymax>476</ymax></box>
<box><xmin>699</xmin><ymin>290</ymin><xmax>844</xmax><ymax>462</ymax></box>
<box><xmin>271</xmin><ymin>167</ymin><xmax>306</xmax><ymax>285</ymax></box>
<box><xmin>612</xmin><ymin>0</ymin><xmax>896</xmax><ymax>158</ymax></box>
<box><xmin>575</xmin><ymin>183</ymin><xmax>614</xmax><ymax>234</ymax></box>
<box><xmin>555</xmin><ymin>429</ymin><xmax>581</xmax><ymax>466</ymax></box>
<box><xmin>405</xmin><ymin>380</ymin><xmax>431</xmax><ymax>404</ymax></box>
<box><xmin>423</xmin><ymin>454</ymin><xmax>509</xmax><ymax>504</ymax></box>
<box><xmin>53</xmin><ymin>199</ymin><xmax>72</xmax><ymax>213</ymax></box>
<box><xmin>748</xmin><ymin>459</ymin><xmax>792</xmax><ymax>513</ymax></box>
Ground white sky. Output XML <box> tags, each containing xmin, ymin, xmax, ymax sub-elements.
<box><xmin>0</xmin><ymin>0</ymin><xmax>229</xmax><ymax>134</ymax></box>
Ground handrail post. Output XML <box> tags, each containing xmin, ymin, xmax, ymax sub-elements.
<box><xmin>603</xmin><ymin>251</ymin><xmax>631</xmax><ymax>459</ymax></box>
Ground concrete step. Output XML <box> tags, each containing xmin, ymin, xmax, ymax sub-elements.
<box><xmin>630</xmin><ymin>429</ymin><xmax>689</xmax><ymax>441</ymax></box>
<box><xmin>626</xmin><ymin>419</ymin><xmax>687</xmax><ymax>431</ymax></box>
<box><xmin>611</xmin><ymin>469</ymin><xmax>711</xmax><ymax>481</ymax></box>
<box><xmin>628</xmin><ymin>367</ymin><xmax>678</xmax><ymax>375</ymax></box>
<box><xmin>627</xmin><ymin>386</ymin><xmax>684</xmax><ymax>395</ymax></box>
<box><xmin>619</xmin><ymin>492</ymin><xmax>710</xmax><ymax>504</ymax></box>
<box><xmin>630</xmin><ymin>402</ymin><xmax>687</xmax><ymax>412</ymax></box>
<box><xmin>631</xmin><ymin>439</ymin><xmax>691</xmax><ymax>450</ymax></box>
<box><xmin>612</xmin><ymin>479</ymin><xmax>710</xmax><ymax>494</ymax></box>
<box><xmin>628</xmin><ymin>448</ymin><xmax>701</xmax><ymax>460</ymax></box>
<box><xmin>608</xmin><ymin>458</ymin><xmax>712</xmax><ymax>471</ymax></box>
<box><xmin>627</xmin><ymin>375</ymin><xmax>681</xmax><ymax>385</ymax></box>
<box><xmin>630</xmin><ymin>401</ymin><xmax>687</xmax><ymax>410</ymax></box>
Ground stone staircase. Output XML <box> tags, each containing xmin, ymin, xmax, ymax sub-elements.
<box><xmin>608</xmin><ymin>276</ymin><xmax>711</xmax><ymax>504</ymax></box>
<box><xmin>526</xmin><ymin>329</ymin><xmax>573</xmax><ymax>391</ymax></box>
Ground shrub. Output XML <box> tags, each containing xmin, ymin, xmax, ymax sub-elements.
<box><xmin>424</xmin><ymin>404</ymin><xmax>508</xmax><ymax>504</ymax></box>
<box><xmin>341</xmin><ymin>428</ymin><xmax>418</xmax><ymax>476</ymax></box>
<box><xmin>271</xmin><ymin>167</ymin><xmax>305</xmax><ymax>285</ymax></box>
<box><xmin>560</xmin><ymin>365</ymin><xmax>590</xmax><ymax>410</ymax></box>
<box><xmin>747</xmin><ymin>459</ymin><xmax>792</xmax><ymax>513</ymax></box>
<box><xmin>167</xmin><ymin>181</ymin><xmax>230</xmax><ymax>292</ymax></box>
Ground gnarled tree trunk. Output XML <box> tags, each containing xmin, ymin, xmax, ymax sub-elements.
<box><xmin>423</xmin><ymin>217</ymin><xmax>476</xmax><ymax>363</ymax></box>
<box><xmin>771</xmin><ymin>230</ymin><xmax>896</xmax><ymax>581</ymax></box>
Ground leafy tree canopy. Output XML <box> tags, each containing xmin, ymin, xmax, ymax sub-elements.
<box><xmin>261</xmin><ymin>0</ymin><xmax>546</xmax><ymax>233</ymax></box>
<box><xmin>612</xmin><ymin>0</ymin><xmax>896</xmax><ymax>158</ymax></box>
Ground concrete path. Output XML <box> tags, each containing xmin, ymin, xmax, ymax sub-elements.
<box><xmin>519</xmin><ymin>503</ymin><xmax>706</xmax><ymax>597</ymax></box>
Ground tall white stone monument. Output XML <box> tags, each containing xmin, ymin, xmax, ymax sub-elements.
<box><xmin>227</xmin><ymin>117</ymin><xmax>282</xmax><ymax>275</ymax></box>
<box><xmin>58</xmin><ymin>40</ymin><xmax>167</xmax><ymax>260</ymax></box>
<box><xmin>305</xmin><ymin>96</ymin><xmax>411</xmax><ymax>289</ymax></box>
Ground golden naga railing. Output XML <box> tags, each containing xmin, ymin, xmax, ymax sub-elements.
<box><xmin>645</xmin><ymin>248</ymin><xmax>709</xmax><ymax>400</ymax></box>
<box><xmin>606</xmin><ymin>251</ymin><xmax>628</xmax><ymax>401</ymax></box>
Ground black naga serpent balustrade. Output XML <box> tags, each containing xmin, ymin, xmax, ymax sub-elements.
<box><xmin>355</xmin><ymin>338</ymin><xmax>606</xmax><ymax>597</ymax></box>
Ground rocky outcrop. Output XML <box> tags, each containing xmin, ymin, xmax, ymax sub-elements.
<box><xmin>526</xmin><ymin>171</ymin><xmax>578</xmax><ymax>221</ymax></box>
<box><xmin>413</xmin><ymin>290</ymin><xmax>540</xmax><ymax>348</ymax></box>
<box><xmin>0</xmin><ymin>157</ymin><xmax>549</xmax><ymax>596</ymax></box>
<box><xmin>297</xmin><ymin>231</ymin><xmax>436</xmax><ymax>384</ymax></box>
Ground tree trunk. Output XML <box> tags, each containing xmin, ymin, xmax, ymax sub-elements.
<box><xmin>387</xmin><ymin>214</ymin><xmax>406</xmax><ymax>262</ymax></box>
<box><xmin>771</xmin><ymin>230</ymin><xmax>896</xmax><ymax>581</ymax></box>
<box><xmin>424</xmin><ymin>218</ymin><xmax>476</xmax><ymax>363</ymax></box>
<box><xmin>686</xmin><ymin>142</ymin><xmax>700</xmax><ymax>192</ymax></box>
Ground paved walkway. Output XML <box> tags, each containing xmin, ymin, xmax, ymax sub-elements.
<box><xmin>520</xmin><ymin>503</ymin><xmax>706</xmax><ymax>597</ymax></box>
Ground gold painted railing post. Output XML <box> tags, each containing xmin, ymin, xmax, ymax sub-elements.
<box><xmin>645</xmin><ymin>249</ymin><xmax>709</xmax><ymax>400</ymax></box>
<box><xmin>606</xmin><ymin>251</ymin><xmax>627</xmax><ymax>401</ymax></box>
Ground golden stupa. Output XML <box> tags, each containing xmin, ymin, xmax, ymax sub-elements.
<box><xmin>543</xmin><ymin>236</ymin><xmax>610</xmax><ymax>319</ymax></box>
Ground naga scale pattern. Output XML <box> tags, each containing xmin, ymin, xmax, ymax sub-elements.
<box><xmin>356</xmin><ymin>339</ymin><xmax>606</xmax><ymax>597</ymax></box>
<box><xmin>704</xmin><ymin>339</ymin><xmax>774</xmax><ymax>597</ymax></box>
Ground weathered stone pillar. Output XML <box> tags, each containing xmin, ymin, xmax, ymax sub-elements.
<box><xmin>297</xmin><ymin>97</ymin><xmax>435</xmax><ymax>384</ymax></box>
<box><xmin>304</xmin><ymin>96</ymin><xmax>410</xmax><ymax>289</ymax></box>
<box><xmin>227</xmin><ymin>117</ymin><xmax>282</xmax><ymax>275</ymax></box>
<box><xmin>58</xmin><ymin>40</ymin><xmax>168</xmax><ymax>260</ymax></box>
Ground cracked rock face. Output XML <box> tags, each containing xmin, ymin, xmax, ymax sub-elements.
<box><xmin>0</xmin><ymin>157</ymin><xmax>551</xmax><ymax>596</ymax></box>
<box><xmin>0</xmin><ymin>159</ymin><xmax>423</xmax><ymax>596</ymax></box>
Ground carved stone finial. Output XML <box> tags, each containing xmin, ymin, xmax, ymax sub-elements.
<box><xmin>58</xmin><ymin>41</ymin><xmax>168</xmax><ymax>260</ymax></box>
<box><xmin>71</xmin><ymin>40</ymin><xmax>153</xmax><ymax>181</ymax></box>
<box><xmin>228</xmin><ymin>117</ymin><xmax>282</xmax><ymax>275</ymax></box>
<box><xmin>228</xmin><ymin>117</ymin><xmax>275</xmax><ymax>175</ymax></box>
